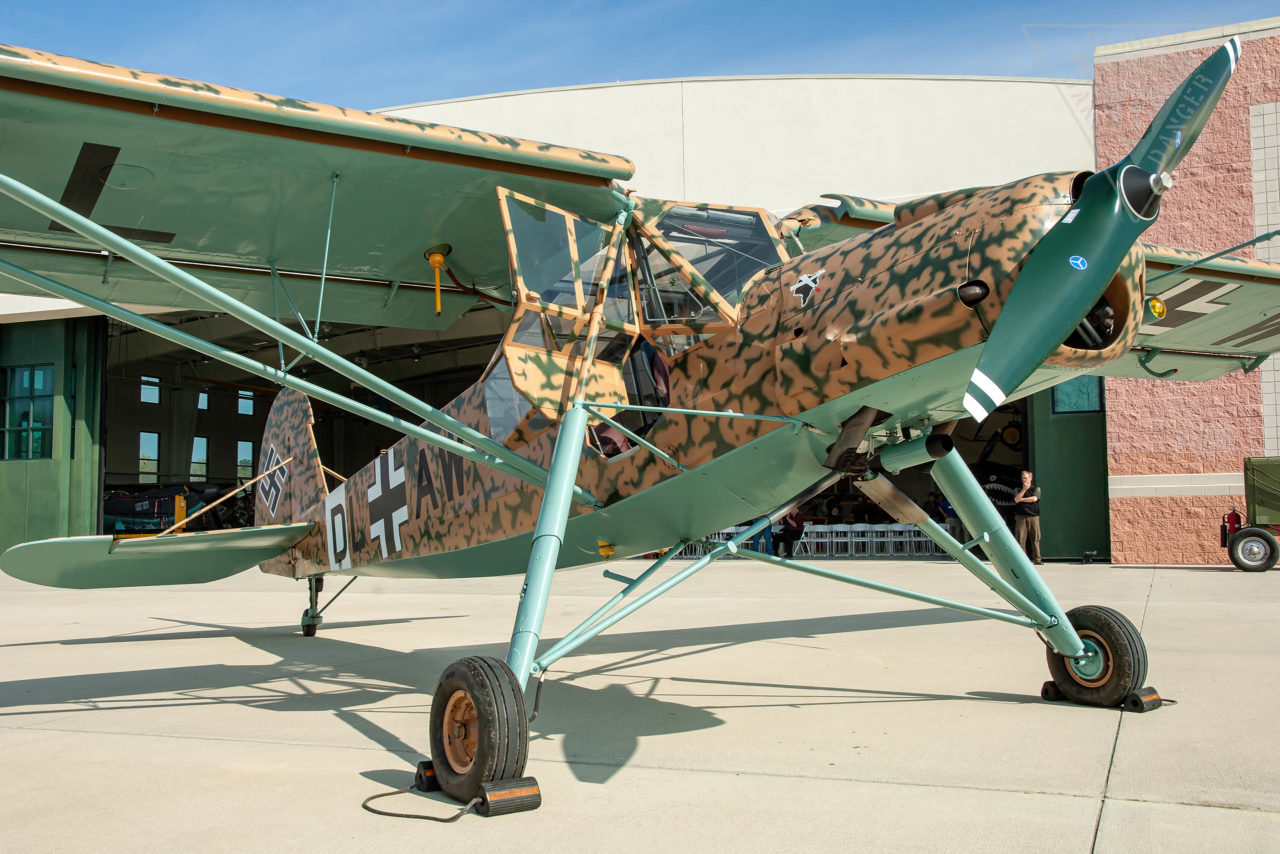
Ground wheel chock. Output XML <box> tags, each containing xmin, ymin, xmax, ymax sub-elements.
<box><xmin>476</xmin><ymin>777</ymin><xmax>542</xmax><ymax>817</ymax></box>
<box><xmin>1122</xmin><ymin>687</ymin><xmax>1163</xmax><ymax>713</ymax></box>
<box><xmin>413</xmin><ymin>759</ymin><xmax>441</xmax><ymax>792</ymax></box>
<box><xmin>1041</xmin><ymin>681</ymin><xmax>1064</xmax><ymax>702</ymax></box>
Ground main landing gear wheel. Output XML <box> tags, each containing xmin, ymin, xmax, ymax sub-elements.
<box><xmin>1229</xmin><ymin>527</ymin><xmax>1278</xmax><ymax>572</ymax></box>
<box><xmin>1046</xmin><ymin>605</ymin><xmax>1148</xmax><ymax>708</ymax></box>
<box><xmin>429</xmin><ymin>656</ymin><xmax>529</xmax><ymax>803</ymax></box>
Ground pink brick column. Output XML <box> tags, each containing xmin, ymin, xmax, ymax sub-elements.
<box><xmin>1095</xmin><ymin>29</ymin><xmax>1280</xmax><ymax>564</ymax></box>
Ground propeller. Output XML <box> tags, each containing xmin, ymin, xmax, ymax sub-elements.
<box><xmin>962</xmin><ymin>36</ymin><xmax>1242</xmax><ymax>422</ymax></box>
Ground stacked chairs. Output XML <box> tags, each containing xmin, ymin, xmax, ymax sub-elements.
<box><xmin>804</xmin><ymin>525</ymin><xmax>834</xmax><ymax>558</ymax></box>
<box><xmin>910</xmin><ymin>526</ymin><xmax>937</xmax><ymax>557</ymax></box>
<box><xmin>849</xmin><ymin>523</ymin><xmax>872</xmax><ymax>557</ymax></box>
<box><xmin>888</xmin><ymin>523</ymin><xmax>915</xmax><ymax>556</ymax></box>
<box><xmin>829</xmin><ymin>524</ymin><xmax>854</xmax><ymax>558</ymax></box>
<box><xmin>868</xmin><ymin>524</ymin><xmax>893</xmax><ymax>557</ymax></box>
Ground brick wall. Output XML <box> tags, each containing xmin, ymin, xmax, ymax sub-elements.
<box><xmin>1095</xmin><ymin>25</ymin><xmax>1280</xmax><ymax>564</ymax></box>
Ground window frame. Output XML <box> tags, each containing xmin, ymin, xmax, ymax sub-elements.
<box><xmin>0</xmin><ymin>364</ymin><xmax>56</xmax><ymax>461</ymax></box>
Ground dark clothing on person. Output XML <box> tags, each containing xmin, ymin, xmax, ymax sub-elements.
<box><xmin>1013</xmin><ymin>487</ymin><xmax>1041</xmax><ymax>516</ymax></box>
<box><xmin>1013</xmin><ymin>483</ymin><xmax>1042</xmax><ymax>562</ymax></box>
<box><xmin>940</xmin><ymin>498</ymin><xmax>965</xmax><ymax>542</ymax></box>
<box><xmin>776</xmin><ymin>509</ymin><xmax>806</xmax><ymax>558</ymax></box>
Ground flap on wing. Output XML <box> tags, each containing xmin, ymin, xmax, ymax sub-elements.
<box><xmin>0</xmin><ymin>523</ymin><xmax>313</xmax><ymax>589</ymax></box>
<box><xmin>1090</xmin><ymin>244</ymin><xmax>1280</xmax><ymax>382</ymax></box>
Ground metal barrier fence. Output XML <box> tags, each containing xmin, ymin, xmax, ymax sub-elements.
<box><xmin>682</xmin><ymin>523</ymin><xmax>947</xmax><ymax>559</ymax></box>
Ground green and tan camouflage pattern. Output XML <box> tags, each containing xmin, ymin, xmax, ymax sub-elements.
<box><xmin>0</xmin><ymin>44</ymin><xmax>634</xmax><ymax>182</ymax></box>
<box><xmin>256</xmin><ymin>169</ymin><xmax>1157</xmax><ymax>578</ymax></box>
<box><xmin>255</xmin><ymin>389</ymin><xmax>329</xmax><ymax>577</ymax></box>
<box><xmin>780</xmin><ymin>194</ymin><xmax>896</xmax><ymax>253</ymax></box>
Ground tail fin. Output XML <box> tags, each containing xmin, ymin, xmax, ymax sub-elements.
<box><xmin>256</xmin><ymin>388</ymin><xmax>328</xmax><ymax>526</ymax></box>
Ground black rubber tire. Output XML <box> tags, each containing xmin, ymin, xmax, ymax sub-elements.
<box><xmin>429</xmin><ymin>656</ymin><xmax>528</xmax><ymax>803</ymax></box>
<box><xmin>302</xmin><ymin>623</ymin><xmax>317</xmax><ymax>637</ymax></box>
<box><xmin>1046</xmin><ymin>605</ymin><xmax>1148</xmax><ymax>708</ymax></box>
<box><xmin>1229</xmin><ymin>527</ymin><xmax>1278</xmax><ymax>572</ymax></box>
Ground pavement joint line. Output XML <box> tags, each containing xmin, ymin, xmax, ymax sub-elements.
<box><xmin>1088</xmin><ymin>567</ymin><xmax>1158</xmax><ymax>854</ymax></box>
<box><xmin>530</xmin><ymin>756</ymin><xmax>1280</xmax><ymax>809</ymax></box>
<box><xmin>1096</xmin><ymin>795</ymin><xmax>1280</xmax><ymax>815</ymax></box>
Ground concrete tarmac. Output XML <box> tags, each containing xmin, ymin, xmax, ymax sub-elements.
<box><xmin>1</xmin><ymin>558</ymin><xmax>1277</xmax><ymax>852</ymax></box>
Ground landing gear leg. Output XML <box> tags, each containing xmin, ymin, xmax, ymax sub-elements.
<box><xmin>301</xmin><ymin>575</ymin><xmax>323</xmax><ymax>637</ymax></box>
<box><xmin>926</xmin><ymin>446</ymin><xmax>1153</xmax><ymax>707</ymax></box>
<box><xmin>429</xmin><ymin>400</ymin><xmax>590</xmax><ymax>803</ymax></box>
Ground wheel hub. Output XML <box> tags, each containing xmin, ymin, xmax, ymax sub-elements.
<box><xmin>441</xmin><ymin>689</ymin><xmax>478</xmax><ymax>774</ymax></box>
<box><xmin>1066</xmin><ymin>631</ymin><xmax>1114</xmax><ymax>688</ymax></box>
<box><xmin>1240</xmin><ymin>538</ymin><xmax>1266</xmax><ymax>564</ymax></box>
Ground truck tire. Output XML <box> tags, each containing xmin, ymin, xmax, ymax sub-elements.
<box><xmin>1229</xmin><ymin>527</ymin><xmax>1278</xmax><ymax>572</ymax></box>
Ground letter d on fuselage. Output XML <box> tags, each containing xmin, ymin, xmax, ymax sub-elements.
<box><xmin>325</xmin><ymin>484</ymin><xmax>351</xmax><ymax>570</ymax></box>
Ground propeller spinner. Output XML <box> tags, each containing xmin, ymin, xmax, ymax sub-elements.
<box><xmin>962</xmin><ymin>36</ymin><xmax>1242</xmax><ymax>422</ymax></box>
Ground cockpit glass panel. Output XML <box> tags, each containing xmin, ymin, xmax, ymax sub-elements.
<box><xmin>654</xmin><ymin>206</ymin><xmax>782</xmax><ymax>306</ymax></box>
<box><xmin>511</xmin><ymin>311</ymin><xmax>548</xmax><ymax>349</ymax></box>
<box><xmin>603</xmin><ymin>242</ymin><xmax>635</xmax><ymax>326</ymax></box>
<box><xmin>483</xmin><ymin>356</ymin><xmax>531</xmax><ymax>441</ymax></box>
<box><xmin>575</xmin><ymin>220</ymin><xmax>610</xmax><ymax>305</ymax></box>
<box><xmin>636</xmin><ymin>233</ymin><xmax>720</xmax><ymax>326</ymax></box>
<box><xmin>506</xmin><ymin>197</ymin><xmax>578</xmax><ymax>309</ymax></box>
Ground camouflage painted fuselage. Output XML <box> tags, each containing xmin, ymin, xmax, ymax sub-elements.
<box><xmin>257</xmin><ymin>169</ymin><xmax>1145</xmax><ymax>579</ymax></box>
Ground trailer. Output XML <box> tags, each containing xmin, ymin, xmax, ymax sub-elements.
<box><xmin>1222</xmin><ymin>457</ymin><xmax>1280</xmax><ymax>571</ymax></box>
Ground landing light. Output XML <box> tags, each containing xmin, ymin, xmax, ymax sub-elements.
<box><xmin>1145</xmin><ymin>297</ymin><xmax>1167</xmax><ymax>321</ymax></box>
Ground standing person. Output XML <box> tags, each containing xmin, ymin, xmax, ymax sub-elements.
<box><xmin>776</xmin><ymin>508</ymin><xmax>806</xmax><ymax>558</ymax></box>
<box><xmin>1013</xmin><ymin>470</ymin><xmax>1042</xmax><ymax>565</ymax></box>
<box><xmin>748</xmin><ymin>519</ymin><xmax>773</xmax><ymax>556</ymax></box>
<box><xmin>923</xmin><ymin>492</ymin><xmax>944</xmax><ymax>523</ymax></box>
<box><xmin>940</xmin><ymin>496</ymin><xmax>965</xmax><ymax>543</ymax></box>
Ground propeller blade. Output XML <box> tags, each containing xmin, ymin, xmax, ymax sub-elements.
<box><xmin>1129</xmin><ymin>36</ymin><xmax>1241</xmax><ymax>176</ymax></box>
<box><xmin>961</xmin><ymin>37</ymin><xmax>1242</xmax><ymax>423</ymax></box>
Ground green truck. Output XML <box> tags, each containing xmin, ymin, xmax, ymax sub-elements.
<box><xmin>1222</xmin><ymin>457</ymin><xmax>1280</xmax><ymax>571</ymax></box>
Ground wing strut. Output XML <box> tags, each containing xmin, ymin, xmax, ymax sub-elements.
<box><xmin>0</xmin><ymin>170</ymin><xmax>590</xmax><ymax>504</ymax></box>
<box><xmin>0</xmin><ymin>256</ymin><xmax>594</xmax><ymax>505</ymax></box>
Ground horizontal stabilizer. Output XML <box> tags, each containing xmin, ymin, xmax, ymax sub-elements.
<box><xmin>0</xmin><ymin>524</ymin><xmax>314</xmax><ymax>589</ymax></box>
<box><xmin>1089</xmin><ymin>245</ymin><xmax>1280</xmax><ymax>382</ymax></box>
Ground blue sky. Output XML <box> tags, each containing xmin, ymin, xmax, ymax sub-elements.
<box><xmin>6</xmin><ymin>1</ymin><xmax>1278</xmax><ymax>109</ymax></box>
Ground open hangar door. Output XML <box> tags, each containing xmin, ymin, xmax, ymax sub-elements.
<box><xmin>99</xmin><ymin>304</ymin><xmax>506</xmax><ymax>534</ymax></box>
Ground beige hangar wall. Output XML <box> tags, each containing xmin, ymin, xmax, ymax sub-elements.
<box><xmin>380</xmin><ymin>74</ymin><xmax>1095</xmax><ymax>212</ymax></box>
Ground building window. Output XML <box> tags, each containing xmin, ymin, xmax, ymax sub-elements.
<box><xmin>237</xmin><ymin>441</ymin><xmax>254</xmax><ymax>481</ymax></box>
<box><xmin>1</xmin><ymin>365</ymin><xmax>54</xmax><ymax>460</ymax></box>
<box><xmin>140</xmin><ymin>375</ymin><xmax>160</xmax><ymax>404</ymax></box>
<box><xmin>237</xmin><ymin>390</ymin><xmax>254</xmax><ymax>416</ymax></box>
<box><xmin>191</xmin><ymin>436</ymin><xmax>208</xmax><ymax>482</ymax></box>
<box><xmin>139</xmin><ymin>431</ymin><xmax>159</xmax><ymax>483</ymax></box>
<box><xmin>1051</xmin><ymin>375</ymin><xmax>1103</xmax><ymax>414</ymax></box>
<box><xmin>197</xmin><ymin>392</ymin><xmax>208</xmax><ymax>410</ymax></box>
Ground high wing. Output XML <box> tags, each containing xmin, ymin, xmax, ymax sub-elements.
<box><xmin>1088</xmin><ymin>244</ymin><xmax>1280</xmax><ymax>381</ymax></box>
<box><xmin>0</xmin><ymin>44</ymin><xmax>633</xmax><ymax>329</ymax></box>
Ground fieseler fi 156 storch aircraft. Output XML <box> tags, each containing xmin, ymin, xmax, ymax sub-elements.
<box><xmin>1</xmin><ymin>37</ymin><xmax>1278</xmax><ymax>810</ymax></box>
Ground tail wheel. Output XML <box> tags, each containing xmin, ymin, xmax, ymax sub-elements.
<box><xmin>429</xmin><ymin>656</ymin><xmax>528</xmax><ymax>802</ymax></box>
<box><xmin>1229</xmin><ymin>528</ymin><xmax>1278</xmax><ymax>572</ymax></box>
<box><xmin>1046</xmin><ymin>605</ymin><xmax>1147</xmax><ymax>708</ymax></box>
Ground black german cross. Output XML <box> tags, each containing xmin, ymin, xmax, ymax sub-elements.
<box><xmin>367</xmin><ymin>448</ymin><xmax>409</xmax><ymax>559</ymax></box>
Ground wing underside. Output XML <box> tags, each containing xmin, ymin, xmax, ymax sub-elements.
<box><xmin>0</xmin><ymin>44</ymin><xmax>634</xmax><ymax>329</ymax></box>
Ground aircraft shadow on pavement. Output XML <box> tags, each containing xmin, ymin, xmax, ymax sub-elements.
<box><xmin>0</xmin><ymin>606</ymin><xmax>1036</xmax><ymax>785</ymax></box>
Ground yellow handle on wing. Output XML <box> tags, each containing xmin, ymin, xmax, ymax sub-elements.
<box><xmin>428</xmin><ymin>252</ymin><xmax>445</xmax><ymax>316</ymax></box>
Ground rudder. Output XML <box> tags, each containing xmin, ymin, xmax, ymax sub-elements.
<box><xmin>255</xmin><ymin>388</ymin><xmax>328</xmax><ymax>527</ymax></box>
